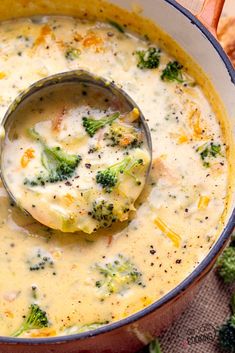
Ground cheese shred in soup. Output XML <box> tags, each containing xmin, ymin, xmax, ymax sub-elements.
<box><xmin>0</xmin><ymin>15</ymin><xmax>231</xmax><ymax>337</ymax></box>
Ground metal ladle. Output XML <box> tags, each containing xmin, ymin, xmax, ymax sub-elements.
<box><xmin>0</xmin><ymin>70</ymin><xmax>152</xmax><ymax>219</ymax></box>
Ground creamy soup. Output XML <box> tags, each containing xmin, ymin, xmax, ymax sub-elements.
<box><xmin>2</xmin><ymin>81</ymin><xmax>150</xmax><ymax>233</ymax></box>
<box><xmin>0</xmin><ymin>15</ymin><xmax>231</xmax><ymax>337</ymax></box>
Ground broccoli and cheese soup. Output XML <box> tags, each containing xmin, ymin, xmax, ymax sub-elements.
<box><xmin>0</xmin><ymin>14</ymin><xmax>232</xmax><ymax>338</ymax></box>
<box><xmin>2</xmin><ymin>82</ymin><xmax>150</xmax><ymax>233</ymax></box>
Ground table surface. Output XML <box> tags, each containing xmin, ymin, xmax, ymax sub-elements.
<box><xmin>178</xmin><ymin>0</ymin><xmax>235</xmax><ymax>15</ymax></box>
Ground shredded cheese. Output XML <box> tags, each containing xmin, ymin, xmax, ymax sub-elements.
<box><xmin>154</xmin><ymin>217</ymin><xmax>181</xmax><ymax>248</ymax></box>
<box><xmin>198</xmin><ymin>196</ymin><xmax>210</xmax><ymax>210</ymax></box>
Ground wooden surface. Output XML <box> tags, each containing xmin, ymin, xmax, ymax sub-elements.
<box><xmin>178</xmin><ymin>0</ymin><xmax>235</xmax><ymax>66</ymax></box>
<box><xmin>177</xmin><ymin>0</ymin><xmax>235</xmax><ymax>16</ymax></box>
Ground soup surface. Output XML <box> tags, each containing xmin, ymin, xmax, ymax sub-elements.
<box><xmin>0</xmin><ymin>15</ymin><xmax>230</xmax><ymax>337</ymax></box>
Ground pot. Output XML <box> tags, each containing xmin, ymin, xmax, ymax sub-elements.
<box><xmin>0</xmin><ymin>0</ymin><xmax>234</xmax><ymax>352</ymax></box>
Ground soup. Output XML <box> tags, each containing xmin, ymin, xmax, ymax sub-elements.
<box><xmin>0</xmin><ymin>14</ymin><xmax>232</xmax><ymax>337</ymax></box>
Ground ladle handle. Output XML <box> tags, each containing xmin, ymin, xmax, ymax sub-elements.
<box><xmin>195</xmin><ymin>0</ymin><xmax>225</xmax><ymax>37</ymax></box>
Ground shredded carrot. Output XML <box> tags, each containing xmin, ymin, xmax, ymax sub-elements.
<box><xmin>119</xmin><ymin>134</ymin><xmax>135</xmax><ymax>147</ymax></box>
<box><xmin>120</xmin><ymin>137</ymin><xmax>131</xmax><ymax>147</ymax></box>
<box><xmin>198</xmin><ymin>196</ymin><xmax>210</xmax><ymax>210</ymax></box>
<box><xmin>33</xmin><ymin>25</ymin><xmax>54</xmax><ymax>49</ymax></box>
<box><xmin>21</xmin><ymin>148</ymin><xmax>35</xmax><ymax>168</ymax></box>
<box><xmin>154</xmin><ymin>217</ymin><xmax>181</xmax><ymax>247</ymax></box>
<box><xmin>82</xmin><ymin>33</ymin><xmax>103</xmax><ymax>52</ymax></box>
<box><xmin>83</xmin><ymin>33</ymin><xmax>103</xmax><ymax>47</ymax></box>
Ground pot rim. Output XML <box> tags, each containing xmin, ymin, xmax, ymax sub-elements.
<box><xmin>1</xmin><ymin>0</ymin><xmax>235</xmax><ymax>345</ymax></box>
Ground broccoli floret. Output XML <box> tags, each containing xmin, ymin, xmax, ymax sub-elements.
<box><xmin>218</xmin><ymin>294</ymin><xmax>235</xmax><ymax>352</ymax></box>
<box><xmin>83</xmin><ymin>112</ymin><xmax>120</xmax><ymax>137</ymax></box>
<box><xmin>96</xmin><ymin>156</ymin><xmax>143</xmax><ymax>193</ymax></box>
<box><xmin>11</xmin><ymin>304</ymin><xmax>49</xmax><ymax>337</ymax></box>
<box><xmin>91</xmin><ymin>200</ymin><xmax>116</xmax><ymax>228</ymax></box>
<box><xmin>138</xmin><ymin>339</ymin><xmax>162</xmax><ymax>353</ymax></box>
<box><xmin>41</xmin><ymin>146</ymin><xmax>81</xmax><ymax>183</ymax></box>
<box><xmin>27</xmin><ymin>248</ymin><xmax>54</xmax><ymax>272</ymax></box>
<box><xmin>96</xmin><ymin>156</ymin><xmax>131</xmax><ymax>192</ymax></box>
<box><xmin>161</xmin><ymin>61</ymin><xmax>184</xmax><ymax>83</ymax></box>
<box><xmin>65</xmin><ymin>47</ymin><xmax>81</xmax><ymax>61</ymax></box>
<box><xmin>197</xmin><ymin>142</ymin><xmax>222</xmax><ymax>168</ymax></box>
<box><xmin>104</xmin><ymin>122</ymin><xmax>143</xmax><ymax>148</ymax></box>
<box><xmin>136</xmin><ymin>47</ymin><xmax>160</xmax><ymax>69</ymax></box>
<box><xmin>199</xmin><ymin>142</ymin><xmax>221</xmax><ymax>159</ymax></box>
<box><xmin>217</xmin><ymin>246</ymin><xmax>235</xmax><ymax>284</ymax></box>
<box><xmin>148</xmin><ymin>339</ymin><xmax>162</xmax><ymax>353</ymax></box>
<box><xmin>95</xmin><ymin>254</ymin><xmax>143</xmax><ymax>296</ymax></box>
<box><xmin>24</xmin><ymin>128</ymin><xmax>81</xmax><ymax>186</ymax></box>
